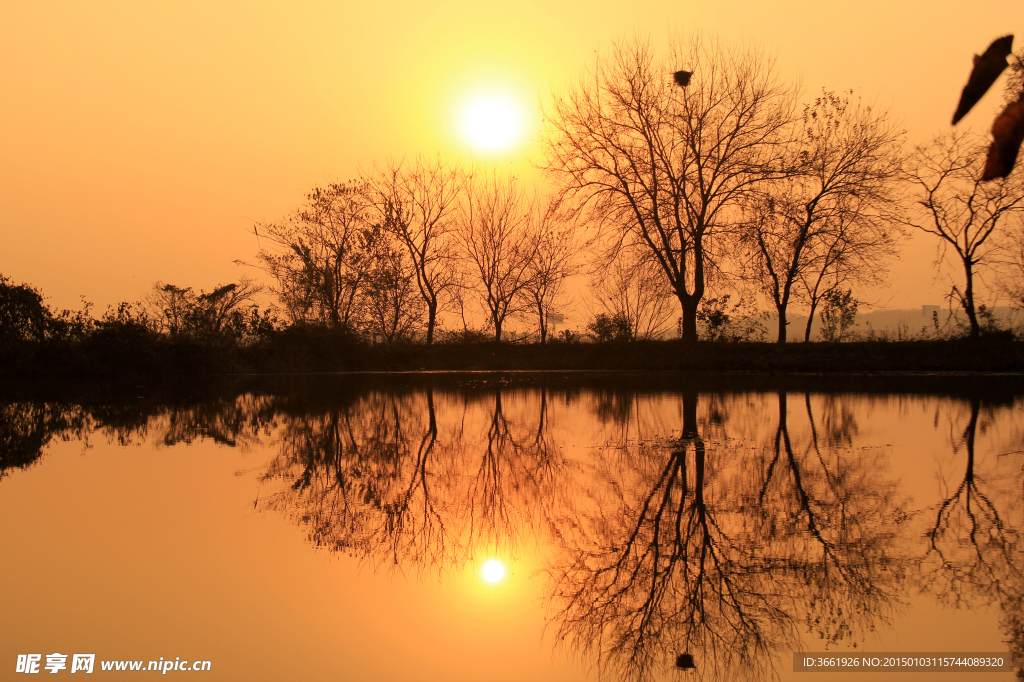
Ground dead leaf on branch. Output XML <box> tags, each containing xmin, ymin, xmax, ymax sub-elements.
<box><xmin>982</xmin><ymin>96</ymin><xmax>1024</xmax><ymax>180</ymax></box>
<box><xmin>952</xmin><ymin>34</ymin><xmax>1014</xmax><ymax>125</ymax></box>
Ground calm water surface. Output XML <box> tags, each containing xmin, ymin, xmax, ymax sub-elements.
<box><xmin>2</xmin><ymin>374</ymin><xmax>1022</xmax><ymax>681</ymax></box>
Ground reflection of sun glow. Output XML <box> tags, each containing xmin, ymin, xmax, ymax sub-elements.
<box><xmin>458</xmin><ymin>92</ymin><xmax>524</xmax><ymax>151</ymax></box>
<box><xmin>481</xmin><ymin>559</ymin><xmax>506</xmax><ymax>583</ymax></box>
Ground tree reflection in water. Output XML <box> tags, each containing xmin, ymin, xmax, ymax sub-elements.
<box><xmin>2</xmin><ymin>380</ymin><xmax>1022</xmax><ymax>680</ymax></box>
<box><xmin>548</xmin><ymin>389</ymin><xmax>906</xmax><ymax>682</ymax></box>
<box><xmin>260</xmin><ymin>390</ymin><xmax>454</xmax><ymax>567</ymax></box>
<box><xmin>0</xmin><ymin>393</ymin><xmax>273</xmax><ymax>479</ymax></box>
<box><xmin>920</xmin><ymin>395</ymin><xmax>1024</xmax><ymax>679</ymax></box>
<box><xmin>0</xmin><ymin>401</ymin><xmax>89</xmax><ymax>480</ymax></box>
<box><xmin>258</xmin><ymin>387</ymin><xmax>569</xmax><ymax>572</ymax></box>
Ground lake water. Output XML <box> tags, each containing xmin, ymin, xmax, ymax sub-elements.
<box><xmin>2</xmin><ymin>373</ymin><xmax>1022</xmax><ymax>681</ymax></box>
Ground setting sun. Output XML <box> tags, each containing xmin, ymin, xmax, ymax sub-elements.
<box><xmin>481</xmin><ymin>559</ymin><xmax>506</xmax><ymax>583</ymax></box>
<box><xmin>458</xmin><ymin>91</ymin><xmax>525</xmax><ymax>151</ymax></box>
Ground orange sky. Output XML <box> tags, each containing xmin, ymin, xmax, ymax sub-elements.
<box><xmin>1</xmin><ymin>0</ymin><xmax>1022</xmax><ymax>314</ymax></box>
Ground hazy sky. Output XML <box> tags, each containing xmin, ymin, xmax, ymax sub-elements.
<box><xmin>1</xmin><ymin>0</ymin><xmax>1021</xmax><ymax>313</ymax></box>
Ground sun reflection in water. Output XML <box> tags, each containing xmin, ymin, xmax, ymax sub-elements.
<box><xmin>480</xmin><ymin>559</ymin><xmax>506</xmax><ymax>584</ymax></box>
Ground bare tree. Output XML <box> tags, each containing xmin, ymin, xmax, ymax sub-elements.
<box><xmin>253</xmin><ymin>181</ymin><xmax>376</xmax><ymax>330</ymax></box>
<box><xmin>522</xmin><ymin>200</ymin><xmax>582</xmax><ymax>343</ymax></box>
<box><xmin>904</xmin><ymin>132</ymin><xmax>1024</xmax><ymax>337</ymax></box>
<box><xmin>544</xmin><ymin>34</ymin><xmax>794</xmax><ymax>341</ymax></box>
<box><xmin>741</xmin><ymin>91</ymin><xmax>905</xmax><ymax>342</ymax></box>
<box><xmin>457</xmin><ymin>171</ymin><xmax>538</xmax><ymax>342</ymax></box>
<box><xmin>368</xmin><ymin>158</ymin><xmax>462</xmax><ymax>344</ymax></box>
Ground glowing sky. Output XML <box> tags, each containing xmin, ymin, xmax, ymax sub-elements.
<box><xmin>1</xmin><ymin>0</ymin><xmax>1021</xmax><ymax>312</ymax></box>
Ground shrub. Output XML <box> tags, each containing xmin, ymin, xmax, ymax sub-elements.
<box><xmin>0</xmin><ymin>275</ymin><xmax>50</xmax><ymax>345</ymax></box>
<box><xmin>551</xmin><ymin>328</ymin><xmax>581</xmax><ymax>344</ymax></box>
<box><xmin>694</xmin><ymin>295</ymin><xmax>767</xmax><ymax>342</ymax></box>
<box><xmin>437</xmin><ymin>328</ymin><xmax>492</xmax><ymax>344</ymax></box>
<box><xmin>819</xmin><ymin>289</ymin><xmax>859</xmax><ymax>342</ymax></box>
<box><xmin>587</xmin><ymin>313</ymin><xmax>633</xmax><ymax>342</ymax></box>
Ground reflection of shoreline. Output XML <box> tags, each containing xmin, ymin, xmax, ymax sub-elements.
<box><xmin>3</xmin><ymin>382</ymin><xmax>1022</xmax><ymax>681</ymax></box>
<box><xmin>4</xmin><ymin>369</ymin><xmax>1024</xmax><ymax>406</ymax></box>
<box><xmin>4</xmin><ymin>337</ymin><xmax>1024</xmax><ymax>377</ymax></box>
<box><xmin>0</xmin><ymin>401</ymin><xmax>90</xmax><ymax>481</ymax></box>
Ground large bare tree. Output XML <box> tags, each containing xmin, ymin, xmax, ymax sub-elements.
<box><xmin>544</xmin><ymin>34</ymin><xmax>794</xmax><ymax>341</ymax></box>
<box><xmin>368</xmin><ymin>158</ymin><xmax>462</xmax><ymax>344</ymax></box>
<box><xmin>741</xmin><ymin>91</ymin><xmax>905</xmax><ymax>343</ymax></box>
<box><xmin>904</xmin><ymin>132</ymin><xmax>1024</xmax><ymax>337</ymax></box>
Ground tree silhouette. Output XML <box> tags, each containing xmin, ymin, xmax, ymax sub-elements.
<box><xmin>741</xmin><ymin>92</ymin><xmax>904</xmax><ymax>343</ymax></box>
<box><xmin>903</xmin><ymin>132</ymin><xmax>1024</xmax><ymax>337</ymax></box>
<box><xmin>544</xmin><ymin>34</ymin><xmax>794</xmax><ymax>341</ymax></box>
<box><xmin>254</xmin><ymin>182</ymin><xmax>378</xmax><ymax>330</ymax></box>
<box><xmin>456</xmin><ymin>171</ymin><xmax>539</xmax><ymax>342</ymax></box>
<box><xmin>368</xmin><ymin>158</ymin><xmax>462</xmax><ymax>344</ymax></box>
<box><xmin>522</xmin><ymin>205</ymin><xmax>581</xmax><ymax>344</ymax></box>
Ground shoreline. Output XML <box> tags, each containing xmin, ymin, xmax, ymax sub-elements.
<box><xmin>4</xmin><ymin>336</ymin><xmax>1023</xmax><ymax>379</ymax></box>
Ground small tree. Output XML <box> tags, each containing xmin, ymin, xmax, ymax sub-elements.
<box><xmin>591</xmin><ymin>248</ymin><xmax>676</xmax><ymax>340</ymax></box>
<box><xmin>368</xmin><ymin>158</ymin><xmax>461</xmax><ymax>344</ymax></box>
<box><xmin>587</xmin><ymin>312</ymin><xmax>633</xmax><ymax>342</ymax></box>
<box><xmin>361</xmin><ymin>238</ymin><xmax>423</xmax><ymax>343</ymax></box>
<box><xmin>456</xmin><ymin>171</ymin><xmax>538</xmax><ymax>342</ymax></box>
<box><xmin>818</xmin><ymin>288</ymin><xmax>858</xmax><ymax>342</ymax></box>
<box><xmin>0</xmin><ymin>275</ymin><xmax>51</xmax><ymax>345</ymax></box>
<box><xmin>696</xmin><ymin>295</ymin><xmax>733</xmax><ymax>341</ymax></box>
<box><xmin>742</xmin><ymin>91</ymin><xmax>904</xmax><ymax>343</ymax></box>
<box><xmin>254</xmin><ymin>182</ymin><xmax>376</xmax><ymax>330</ymax></box>
<box><xmin>146</xmin><ymin>278</ymin><xmax>263</xmax><ymax>339</ymax></box>
<box><xmin>522</xmin><ymin>201</ymin><xmax>581</xmax><ymax>344</ymax></box>
<box><xmin>998</xmin><ymin>214</ymin><xmax>1024</xmax><ymax>314</ymax></box>
<box><xmin>904</xmin><ymin>132</ymin><xmax>1024</xmax><ymax>338</ymax></box>
<box><xmin>693</xmin><ymin>294</ymin><xmax>767</xmax><ymax>342</ymax></box>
